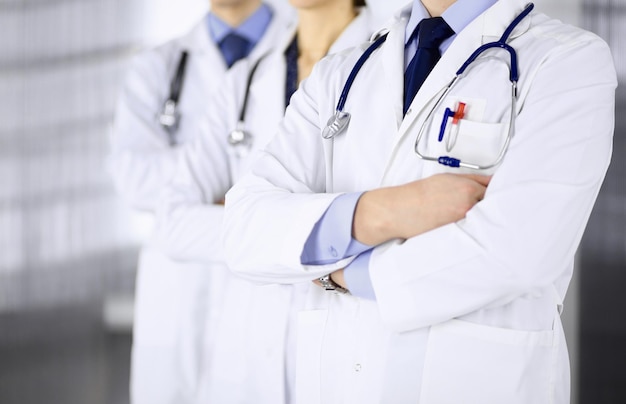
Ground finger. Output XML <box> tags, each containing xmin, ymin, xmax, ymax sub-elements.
<box><xmin>459</xmin><ymin>174</ymin><xmax>492</xmax><ymax>186</ymax></box>
<box><xmin>476</xmin><ymin>188</ymin><xmax>487</xmax><ymax>202</ymax></box>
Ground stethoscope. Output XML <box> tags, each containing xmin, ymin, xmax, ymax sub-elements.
<box><xmin>158</xmin><ymin>51</ymin><xmax>189</xmax><ymax>146</ymax></box>
<box><xmin>227</xmin><ymin>54</ymin><xmax>267</xmax><ymax>153</ymax></box>
<box><xmin>157</xmin><ymin>48</ymin><xmax>265</xmax><ymax>152</ymax></box>
<box><xmin>322</xmin><ymin>3</ymin><xmax>534</xmax><ymax>171</ymax></box>
<box><xmin>227</xmin><ymin>36</ymin><xmax>299</xmax><ymax>155</ymax></box>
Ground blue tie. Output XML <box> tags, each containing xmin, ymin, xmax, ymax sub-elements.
<box><xmin>403</xmin><ymin>17</ymin><xmax>454</xmax><ymax>115</ymax></box>
<box><xmin>220</xmin><ymin>32</ymin><xmax>251</xmax><ymax>68</ymax></box>
<box><xmin>284</xmin><ymin>36</ymin><xmax>299</xmax><ymax>107</ymax></box>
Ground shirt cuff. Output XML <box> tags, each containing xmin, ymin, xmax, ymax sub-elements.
<box><xmin>344</xmin><ymin>250</ymin><xmax>376</xmax><ymax>300</ymax></box>
<box><xmin>300</xmin><ymin>192</ymin><xmax>370</xmax><ymax>265</ymax></box>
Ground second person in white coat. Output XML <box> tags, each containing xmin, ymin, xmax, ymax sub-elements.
<box><xmin>154</xmin><ymin>0</ymin><xmax>380</xmax><ymax>403</ymax></box>
<box><xmin>109</xmin><ymin>2</ymin><xmax>292</xmax><ymax>403</ymax></box>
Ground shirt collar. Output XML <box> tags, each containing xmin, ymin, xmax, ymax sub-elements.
<box><xmin>207</xmin><ymin>3</ymin><xmax>273</xmax><ymax>45</ymax></box>
<box><xmin>405</xmin><ymin>0</ymin><xmax>499</xmax><ymax>46</ymax></box>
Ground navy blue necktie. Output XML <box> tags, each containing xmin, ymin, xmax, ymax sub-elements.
<box><xmin>403</xmin><ymin>17</ymin><xmax>454</xmax><ymax>115</ymax></box>
<box><xmin>220</xmin><ymin>32</ymin><xmax>251</xmax><ymax>68</ymax></box>
<box><xmin>284</xmin><ymin>35</ymin><xmax>299</xmax><ymax>108</ymax></box>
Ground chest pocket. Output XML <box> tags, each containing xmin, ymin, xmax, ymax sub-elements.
<box><xmin>419</xmin><ymin>95</ymin><xmax>509</xmax><ymax>176</ymax></box>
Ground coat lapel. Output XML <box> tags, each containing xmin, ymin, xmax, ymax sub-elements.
<box><xmin>179</xmin><ymin>16</ymin><xmax>227</xmax><ymax>72</ymax></box>
<box><xmin>379</xmin><ymin>13</ymin><xmax>409</xmax><ymax>131</ymax></box>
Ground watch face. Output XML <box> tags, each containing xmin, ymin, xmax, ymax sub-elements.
<box><xmin>318</xmin><ymin>274</ymin><xmax>349</xmax><ymax>294</ymax></box>
<box><xmin>319</xmin><ymin>275</ymin><xmax>333</xmax><ymax>290</ymax></box>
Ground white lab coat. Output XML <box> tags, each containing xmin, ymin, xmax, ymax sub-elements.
<box><xmin>109</xmin><ymin>8</ymin><xmax>292</xmax><ymax>404</ymax></box>
<box><xmin>155</xmin><ymin>8</ymin><xmax>378</xmax><ymax>404</ymax></box>
<box><xmin>222</xmin><ymin>1</ymin><xmax>617</xmax><ymax>403</ymax></box>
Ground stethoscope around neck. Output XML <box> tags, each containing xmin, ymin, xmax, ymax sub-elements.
<box><xmin>228</xmin><ymin>34</ymin><xmax>299</xmax><ymax>153</ymax></box>
<box><xmin>157</xmin><ymin>50</ymin><xmax>265</xmax><ymax>151</ymax></box>
<box><xmin>321</xmin><ymin>32</ymin><xmax>388</xmax><ymax>140</ymax></box>
<box><xmin>158</xmin><ymin>51</ymin><xmax>189</xmax><ymax>145</ymax></box>
<box><xmin>322</xmin><ymin>3</ymin><xmax>535</xmax><ymax>171</ymax></box>
<box><xmin>227</xmin><ymin>55</ymin><xmax>267</xmax><ymax>152</ymax></box>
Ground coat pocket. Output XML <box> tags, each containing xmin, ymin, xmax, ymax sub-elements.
<box><xmin>430</xmin><ymin>116</ymin><xmax>507</xmax><ymax>173</ymax></box>
<box><xmin>419</xmin><ymin>319</ymin><xmax>557</xmax><ymax>404</ymax></box>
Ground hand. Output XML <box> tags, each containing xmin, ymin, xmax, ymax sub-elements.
<box><xmin>353</xmin><ymin>173</ymin><xmax>491</xmax><ymax>246</ymax></box>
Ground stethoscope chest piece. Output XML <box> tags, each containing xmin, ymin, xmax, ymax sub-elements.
<box><xmin>320</xmin><ymin>32</ymin><xmax>389</xmax><ymax>140</ymax></box>
<box><xmin>228</xmin><ymin>121</ymin><xmax>253</xmax><ymax>157</ymax></box>
<box><xmin>322</xmin><ymin>111</ymin><xmax>351</xmax><ymax>139</ymax></box>
<box><xmin>159</xmin><ymin>100</ymin><xmax>180</xmax><ymax>145</ymax></box>
<box><xmin>158</xmin><ymin>51</ymin><xmax>188</xmax><ymax>146</ymax></box>
<box><xmin>159</xmin><ymin>100</ymin><xmax>179</xmax><ymax>128</ymax></box>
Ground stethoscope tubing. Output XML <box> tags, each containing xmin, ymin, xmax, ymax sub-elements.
<box><xmin>336</xmin><ymin>33</ymin><xmax>388</xmax><ymax>112</ymax></box>
<box><xmin>237</xmin><ymin>53</ymin><xmax>268</xmax><ymax>124</ymax></box>
<box><xmin>457</xmin><ymin>3</ymin><xmax>534</xmax><ymax>81</ymax></box>
<box><xmin>169</xmin><ymin>51</ymin><xmax>189</xmax><ymax>106</ymax></box>
<box><xmin>227</xmin><ymin>53</ymin><xmax>270</xmax><ymax>149</ymax></box>
<box><xmin>159</xmin><ymin>51</ymin><xmax>189</xmax><ymax>145</ymax></box>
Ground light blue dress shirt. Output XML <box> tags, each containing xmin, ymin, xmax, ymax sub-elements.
<box><xmin>300</xmin><ymin>0</ymin><xmax>498</xmax><ymax>300</ymax></box>
<box><xmin>404</xmin><ymin>0</ymin><xmax>498</xmax><ymax>67</ymax></box>
<box><xmin>207</xmin><ymin>3</ymin><xmax>273</xmax><ymax>50</ymax></box>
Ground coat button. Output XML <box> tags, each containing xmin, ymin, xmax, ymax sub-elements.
<box><xmin>329</xmin><ymin>246</ymin><xmax>338</xmax><ymax>257</ymax></box>
<box><xmin>354</xmin><ymin>363</ymin><xmax>361</xmax><ymax>372</ymax></box>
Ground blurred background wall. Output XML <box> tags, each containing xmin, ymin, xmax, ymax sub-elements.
<box><xmin>0</xmin><ymin>0</ymin><xmax>623</xmax><ymax>403</ymax></box>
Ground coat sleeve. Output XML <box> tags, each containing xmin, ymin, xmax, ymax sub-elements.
<box><xmin>369</xmin><ymin>34</ymin><xmax>617</xmax><ymax>332</ymax></box>
<box><xmin>153</xmin><ymin>78</ymin><xmax>235</xmax><ymax>263</ymax></box>
<box><xmin>109</xmin><ymin>51</ymin><xmax>181</xmax><ymax>212</ymax></box>
<box><xmin>222</xmin><ymin>57</ymin><xmax>358</xmax><ymax>283</ymax></box>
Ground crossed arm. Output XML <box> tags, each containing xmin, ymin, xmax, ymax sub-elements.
<box><xmin>223</xmin><ymin>35</ymin><xmax>616</xmax><ymax>332</ymax></box>
<box><xmin>315</xmin><ymin>173</ymin><xmax>491</xmax><ymax>289</ymax></box>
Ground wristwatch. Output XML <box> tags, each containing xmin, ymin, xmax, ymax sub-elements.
<box><xmin>318</xmin><ymin>273</ymin><xmax>350</xmax><ymax>294</ymax></box>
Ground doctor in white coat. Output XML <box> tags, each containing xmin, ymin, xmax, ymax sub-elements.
<box><xmin>155</xmin><ymin>1</ymin><xmax>379</xmax><ymax>403</ymax></box>
<box><xmin>109</xmin><ymin>2</ymin><xmax>292</xmax><ymax>403</ymax></box>
<box><xmin>221</xmin><ymin>0</ymin><xmax>617</xmax><ymax>403</ymax></box>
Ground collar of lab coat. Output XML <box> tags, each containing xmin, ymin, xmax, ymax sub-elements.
<box><xmin>391</xmin><ymin>0</ymin><xmax>532</xmax><ymax>40</ymax></box>
<box><xmin>246</xmin><ymin>5</ymin><xmax>295</xmax><ymax>62</ymax></box>
<box><xmin>176</xmin><ymin>14</ymin><xmax>214</xmax><ymax>54</ymax></box>
<box><xmin>329</xmin><ymin>6</ymin><xmax>378</xmax><ymax>55</ymax></box>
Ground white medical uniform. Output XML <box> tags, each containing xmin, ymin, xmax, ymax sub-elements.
<box><xmin>221</xmin><ymin>1</ymin><xmax>617</xmax><ymax>403</ymax></box>
<box><xmin>155</xmin><ymin>8</ymin><xmax>378</xmax><ymax>404</ymax></box>
<box><xmin>110</xmin><ymin>9</ymin><xmax>291</xmax><ymax>404</ymax></box>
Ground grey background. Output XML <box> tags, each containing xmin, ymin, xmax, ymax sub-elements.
<box><xmin>0</xmin><ymin>0</ymin><xmax>623</xmax><ymax>403</ymax></box>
